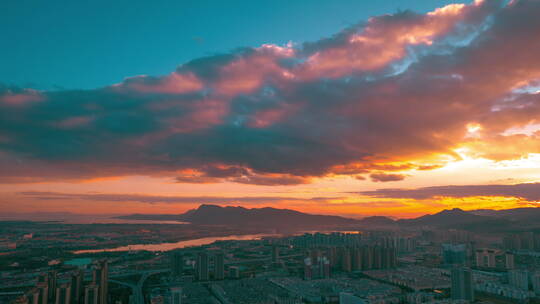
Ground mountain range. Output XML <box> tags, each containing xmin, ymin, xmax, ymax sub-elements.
<box><xmin>118</xmin><ymin>204</ymin><xmax>358</xmax><ymax>228</ymax></box>
<box><xmin>118</xmin><ymin>204</ymin><xmax>540</xmax><ymax>231</ymax></box>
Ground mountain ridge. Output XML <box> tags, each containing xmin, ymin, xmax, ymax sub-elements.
<box><xmin>117</xmin><ymin>205</ymin><xmax>540</xmax><ymax>230</ymax></box>
<box><xmin>117</xmin><ymin>204</ymin><xmax>359</xmax><ymax>228</ymax></box>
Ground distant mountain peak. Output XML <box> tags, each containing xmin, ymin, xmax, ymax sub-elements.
<box><xmin>398</xmin><ymin>207</ymin><xmax>486</xmax><ymax>228</ymax></box>
<box><xmin>438</xmin><ymin>208</ymin><xmax>466</xmax><ymax>214</ymax></box>
<box><xmin>198</xmin><ymin>204</ymin><xmax>226</xmax><ymax>209</ymax></box>
<box><xmin>178</xmin><ymin>204</ymin><xmax>358</xmax><ymax>227</ymax></box>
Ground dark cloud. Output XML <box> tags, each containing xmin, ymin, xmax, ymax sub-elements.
<box><xmin>359</xmin><ymin>182</ymin><xmax>540</xmax><ymax>201</ymax></box>
<box><xmin>174</xmin><ymin>165</ymin><xmax>311</xmax><ymax>185</ymax></box>
<box><xmin>369</xmin><ymin>173</ymin><xmax>407</xmax><ymax>182</ymax></box>
<box><xmin>3</xmin><ymin>0</ymin><xmax>540</xmax><ymax>185</ymax></box>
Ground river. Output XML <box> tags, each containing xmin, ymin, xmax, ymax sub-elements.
<box><xmin>74</xmin><ymin>233</ymin><xmax>281</xmax><ymax>254</ymax></box>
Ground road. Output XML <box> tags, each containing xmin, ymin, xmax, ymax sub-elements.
<box><xmin>111</xmin><ymin>269</ymin><xmax>167</xmax><ymax>304</ymax></box>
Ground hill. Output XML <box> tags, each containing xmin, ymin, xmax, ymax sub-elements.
<box><xmin>118</xmin><ymin>206</ymin><xmax>540</xmax><ymax>231</ymax></box>
<box><xmin>398</xmin><ymin>208</ymin><xmax>490</xmax><ymax>227</ymax></box>
<box><xmin>118</xmin><ymin>204</ymin><xmax>359</xmax><ymax>228</ymax></box>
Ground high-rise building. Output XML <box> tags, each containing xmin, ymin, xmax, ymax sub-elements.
<box><xmin>228</xmin><ymin>266</ymin><xmax>240</xmax><ymax>279</ymax></box>
<box><xmin>36</xmin><ymin>282</ymin><xmax>49</xmax><ymax>304</ymax></box>
<box><xmin>309</xmin><ymin>249</ymin><xmax>320</xmax><ymax>264</ymax></box>
<box><xmin>170</xmin><ymin>287</ymin><xmax>182</xmax><ymax>304</ymax></box>
<box><xmin>442</xmin><ymin>244</ymin><xmax>467</xmax><ymax>265</ymax></box>
<box><xmin>341</xmin><ymin>248</ymin><xmax>352</xmax><ymax>272</ymax></box>
<box><xmin>328</xmin><ymin>247</ymin><xmax>338</xmax><ymax>267</ymax></box>
<box><xmin>93</xmin><ymin>260</ymin><xmax>109</xmax><ymax>304</ymax></box>
<box><xmin>451</xmin><ymin>267</ymin><xmax>474</xmax><ymax>302</ymax></box>
<box><xmin>372</xmin><ymin>246</ymin><xmax>383</xmax><ymax>269</ymax></box>
<box><xmin>55</xmin><ymin>283</ymin><xmax>71</xmax><ymax>304</ymax></box>
<box><xmin>509</xmin><ymin>269</ymin><xmax>529</xmax><ymax>291</ymax></box>
<box><xmin>362</xmin><ymin>247</ymin><xmax>373</xmax><ymax>270</ymax></box>
<box><xmin>532</xmin><ymin>272</ymin><xmax>540</xmax><ymax>296</ymax></box>
<box><xmin>38</xmin><ymin>271</ymin><xmax>57</xmax><ymax>302</ymax></box>
<box><xmin>84</xmin><ymin>284</ymin><xmax>99</xmax><ymax>304</ymax></box>
<box><xmin>26</xmin><ymin>288</ymin><xmax>38</xmax><ymax>304</ymax></box>
<box><xmin>505</xmin><ymin>253</ymin><xmax>515</xmax><ymax>270</ymax></box>
<box><xmin>214</xmin><ymin>252</ymin><xmax>225</xmax><ymax>280</ymax></box>
<box><xmin>271</xmin><ymin>245</ymin><xmax>279</xmax><ymax>263</ymax></box>
<box><xmin>172</xmin><ymin>252</ymin><xmax>184</xmax><ymax>276</ymax></box>
<box><xmin>351</xmin><ymin>248</ymin><xmax>362</xmax><ymax>271</ymax></box>
<box><xmin>36</xmin><ymin>273</ymin><xmax>51</xmax><ymax>304</ymax></box>
<box><xmin>303</xmin><ymin>257</ymin><xmax>312</xmax><ymax>280</ymax></box>
<box><xmin>196</xmin><ymin>252</ymin><xmax>209</xmax><ymax>281</ymax></box>
<box><xmin>26</xmin><ymin>286</ymin><xmax>46</xmax><ymax>304</ymax></box>
<box><xmin>322</xmin><ymin>256</ymin><xmax>331</xmax><ymax>278</ymax></box>
<box><xmin>71</xmin><ymin>270</ymin><xmax>84</xmax><ymax>304</ymax></box>
<box><xmin>381</xmin><ymin>247</ymin><xmax>397</xmax><ymax>269</ymax></box>
<box><xmin>51</xmin><ymin>271</ymin><xmax>58</xmax><ymax>302</ymax></box>
<box><xmin>475</xmin><ymin>249</ymin><xmax>496</xmax><ymax>268</ymax></box>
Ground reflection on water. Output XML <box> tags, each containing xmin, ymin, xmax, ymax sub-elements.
<box><xmin>74</xmin><ymin>233</ymin><xmax>281</xmax><ymax>254</ymax></box>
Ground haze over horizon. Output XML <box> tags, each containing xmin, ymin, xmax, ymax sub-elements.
<box><xmin>2</xmin><ymin>0</ymin><xmax>540</xmax><ymax>218</ymax></box>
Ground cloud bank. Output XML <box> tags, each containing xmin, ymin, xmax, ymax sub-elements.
<box><xmin>18</xmin><ymin>191</ymin><xmax>339</xmax><ymax>205</ymax></box>
<box><xmin>2</xmin><ymin>0</ymin><xmax>540</xmax><ymax>185</ymax></box>
<box><xmin>360</xmin><ymin>182</ymin><xmax>540</xmax><ymax>201</ymax></box>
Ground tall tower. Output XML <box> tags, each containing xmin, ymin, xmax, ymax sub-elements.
<box><xmin>451</xmin><ymin>266</ymin><xmax>474</xmax><ymax>302</ymax></box>
<box><xmin>196</xmin><ymin>252</ymin><xmax>209</xmax><ymax>281</ymax></box>
<box><xmin>214</xmin><ymin>252</ymin><xmax>225</xmax><ymax>280</ymax></box>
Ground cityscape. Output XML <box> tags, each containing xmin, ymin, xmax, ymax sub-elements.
<box><xmin>2</xmin><ymin>206</ymin><xmax>540</xmax><ymax>303</ymax></box>
<box><xmin>2</xmin><ymin>0</ymin><xmax>540</xmax><ymax>303</ymax></box>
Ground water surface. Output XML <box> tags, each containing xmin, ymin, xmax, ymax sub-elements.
<box><xmin>74</xmin><ymin>233</ymin><xmax>280</xmax><ymax>254</ymax></box>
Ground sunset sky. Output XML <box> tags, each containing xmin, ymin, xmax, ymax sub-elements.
<box><xmin>1</xmin><ymin>0</ymin><xmax>540</xmax><ymax>218</ymax></box>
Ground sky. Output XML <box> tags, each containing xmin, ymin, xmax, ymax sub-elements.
<box><xmin>1</xmin><ymin>0</ymin><xmax>540</xmax><ymax>218</ymax></box>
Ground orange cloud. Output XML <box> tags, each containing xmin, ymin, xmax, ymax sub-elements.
<box><xmin>4</xmin><ymin>0</ymin><xmax>540</xmax><ymax>188</ymax></box>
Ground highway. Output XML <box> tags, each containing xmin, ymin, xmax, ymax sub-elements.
<box><xmin>111</xmin><ymin>269</ymin><xmax>167</xmax><ymax>304</ymax></box>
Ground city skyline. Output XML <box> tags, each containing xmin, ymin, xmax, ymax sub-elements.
<box><xmin>2</xmin><ymin>0</ymin><xmax>540</xmax><ymax>218</ymax></box>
